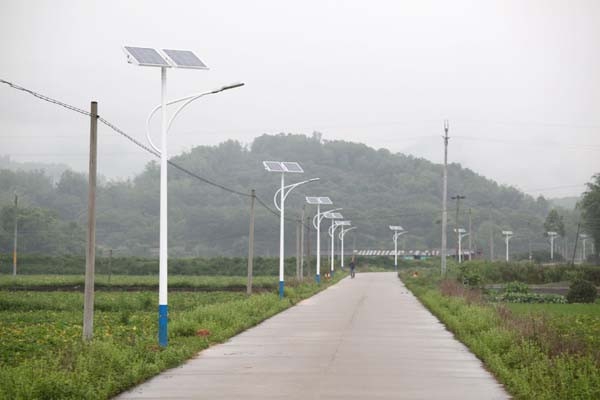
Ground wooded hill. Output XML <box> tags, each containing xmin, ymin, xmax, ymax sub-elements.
<box><xmin>0</xmin><ymin>133</ymin><xmax>581</xmax><ymax>258</ymax></box>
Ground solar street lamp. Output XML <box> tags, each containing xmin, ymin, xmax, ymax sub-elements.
<box><xmin>123</xmin><ymin>46</ymin><xmax>244</xmax><ymax>348</ymax></box>
<box><xmin>325</xmin><ymin>219</ymin><xmax>351</xmax><ymax>278</ymax></box>
<box><xmin>306</xmin><ymin>197</ymin><xmax>335</xmax><ymax>283</ymax></box>
<box><xmin>580</xmin><ymin>234</ymin><xmax>589</xmax><ymax>262</ymax></box>
<box><xmin>502</xmin><ymin>231</ymin><xmax>514</xmax><ymax>262</ymax></box>
<box><xmin>339</xmin><ymin>225</ymin><xmax>356</xmax><ymax>270</ymax></box>
<box><xmin>547</xmin><ymin>231</ymin><xmax>558</xmax><ymax>260</ymax></box>
<box><xmin>453</xmin><ymin>228</ymin><xmax>469</xmax><ymax>263</ymax></box>
<box><xmin>389</xmin><ymin>226</ymin><xmax>406</xmax><ymax>272</ymax></box>
<box><xmin>326</xmin><ymin>213</ymin><xmax>344</xmax><ymax>278</ymax></box>
<box><xmin>263</xmin><ymin>161</ymin><xmax>318</xmax><ymax>298</ymax></box>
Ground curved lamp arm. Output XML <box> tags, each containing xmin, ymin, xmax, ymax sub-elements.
<box><xmin>146</xmin><ymin>82</ymin><xmax>245</xmax><ymax>154</ymax></box>
<box><xmin>339</xmin><ymin>226</ymin><xmax>357</xmax><ymax>240</ymax></box>
<box><xmin>273</xmin><ymin>178</ymin><xmax>319</xmax><ymax>212</ymax></box>
<box><xmin>312</xmin><ymin>207</ymin><xmax>343</xmax><ymax>230</ymax></box>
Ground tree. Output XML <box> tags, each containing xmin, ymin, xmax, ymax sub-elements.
<box><xmin>579</xmin><ymin>174</ymin><xmax>600</xmax><ymax>264</ymax></box>
<box><xmin>544</xmin><ymin>209</ymin><xmax>565</xmax><ymax>237</ymax></box>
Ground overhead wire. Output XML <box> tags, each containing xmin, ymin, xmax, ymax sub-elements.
<box><xmin>0</xmin><ymin>78</ymin><xmax>291</xmax><ymax>219</ymax></box>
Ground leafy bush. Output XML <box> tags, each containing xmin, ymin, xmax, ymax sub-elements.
<box><xmin>566</xmin><ymin>280</ymin><xmax>598</xmax><ymax>304</ymax></box>
<box><xmin>505</xmin><ymin>281</ymin><xmax>529</xmax><ymax>294</ymax></box>
<box><xmin>489</xmin><ymin>292</ymin><xmax>567</xmax><ymax>304</ymax></box>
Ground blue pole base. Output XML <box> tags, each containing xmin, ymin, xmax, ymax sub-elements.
<box><xmin>315</xmin><ymin>274</ymin><xmax>320</xmax><ymax>284</ymax></box>
<box><xmin>279</xmin><ymin>281</ymin><xmax>284</xmax><ymax>299</ymax></box>
<box><xmin>158</xmin><ymin>304</ymin><xmax>168</xmax><ymax>347</ymax></box>
<box><xmin>331</xmin><ymin>270</ymin><xmax>334</xmax><ymax>278</ymax></box>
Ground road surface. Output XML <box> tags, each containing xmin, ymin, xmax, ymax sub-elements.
<box><xmin>116</xmin><ymin>272</ymin><xmax>509</xmax><ymax>399</ymax></box>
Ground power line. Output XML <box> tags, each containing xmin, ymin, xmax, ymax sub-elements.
<box><xmin>0</xmin><ymin>78</ymin><xmax>290</xmax><ymax>220</ymax></box>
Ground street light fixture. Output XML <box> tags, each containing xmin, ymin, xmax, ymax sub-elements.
<box><xmin>264</xmin><ymin>161</ymin><xmax>318</xmax><ymax>298</ymax></box>
<box><xmin>547</xmin><ymin>231</ymin><xmax>558</xmax><ymax>260</ymax></box>
<box><xmin>329</xmin><ymin>219</ymin><xmax>350</xmax><ymax>277</ymax></box>
<box><xmin>312</xmin><ymin>208</ymin><xmax>342</xmax><ymax>282</ymax></box>
<box><xmin>325</xmin><ymin>212</ymin><xmax>344</xmax><ymax>278</ymax></box>
<box><xmin>454</xmin><ymin>228</ymin><xmax>470</xmax><ymax>263</ymax></box>
<box><xmin>580</xmin><ymin>234</ymin><xmax>589</xmax><ymax>262</ymax></box>
<box><xmin>306</xmin><ymin>196</ymin><xmax>335</xmax><ymax>284</ymax></box>
<box><xmin>123</xmin><ymin>46</ymin><xmax>244</xmax><ymax>348</ymax></box>
<box><xmin>502</xmin><ymin>231</ymin><xmax>514</xmax><ymax>262</ymax></box>
<box><xmin>339</xmin><ymin>225</ymin><xmax>356</xmax><ymax>270</ymax></box>
<box><xmin>389</xmin><ymin>226</ymin><xmax>406</xmax><ymax>272</ymax></box>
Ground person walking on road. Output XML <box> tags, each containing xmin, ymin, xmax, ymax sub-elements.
<box><xmin>349</xmin><ymin>257</ymin><xmax>356</xmax><ymax>278</ymax></box>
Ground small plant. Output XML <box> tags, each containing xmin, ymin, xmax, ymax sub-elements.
<box><xmin>566</xmin><ymin>279</ymin><xmax>598</xmax><ymax>304</ymax></box>
<box><xmin>505</xmin><ymin>281</ymin><xmax>529</xmax><ymax>294</ymax></box>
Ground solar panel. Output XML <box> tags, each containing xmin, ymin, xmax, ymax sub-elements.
<box><xmin>325</xmin><ymin>212</ymin><xmax>343</xmax><ymax>219</ymax></box>
<box><xmin>306</xmin><ymin>197</ymin><xmax>321</xmax><ymax>204</ymax></box>
<box><xmin>318</xmin><ymin>197</ymin><xmax>332</xmax><ymax>205</ymax></box>
<box><xmin>281</xmin><ymin>162</ymin><xmax>303</xmax><ymax>173</ymax></box>
<box><xmin>335</xmin><ymin>221</ymin><xmax>351</xmax><ymax>226</ymax></box>
<box><xmin>162</xmin><ymin>49</ymin><xmax>208</xmax><ymax>69</ymax></box>
<box><xmin>124</xmin><ymin>46</ymin><xmax>170</xmax><ymax>67</ymax></box>
<box><xmin>389</xmin><ymin>225</ymin><xmax>404</xmax><ymax>231</ymax></box>
<box><xmin>263</xmin><ymin>161</ymin><xmax>285</xmax><ymax>172</ymax></box>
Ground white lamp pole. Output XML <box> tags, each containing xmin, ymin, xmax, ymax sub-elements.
<box><xmin>580</xmin><ymin>234</ymin><xmax>588</xmax><ymax>262</ymax></box>
<box><xmin>339</xmin><ymin>226</ymin><xmax>356</xmax><ymax>269</ymax></box>
<box><xmin>328</xmin><ymin>219</ymin><xmax>349</xmax><ymax>277</ymax></box>
<box><xmin>311</xmin><ymin>206</ymin><xmax>342</xmax><ymax>283</ymax></box>
<box><xmin>502</xmin><ymin>231</ymin><xmax>514</xmax><ymax>262</ymax></box>
<box><xmin>454</xmin><ymin>228</ymin><xmax>469</xmax><ymax>263</ymax></box>
<box><xmin>389</xmin><ymin>226</ymin><xmax>405</xmax><ymax>271</ymax></box>
<box><xmin>548</xmin><ymin>231</ymin><xmax>557</xmax><ymax>260</ymax></box>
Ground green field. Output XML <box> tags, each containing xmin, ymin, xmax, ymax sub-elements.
<box><xmin>0</xmin><ymin>273</ymin><xmax>345</xmax><ymax>399</ymax></box>
<box><xmin>401</xmin><ymin>267</ymin><xmax>600</xmax><ymax>400</ymax></box>
<box><xmin>0</xmin><ymin>274</ymin><xmax>279</xmax><ymax>291</ymax></box>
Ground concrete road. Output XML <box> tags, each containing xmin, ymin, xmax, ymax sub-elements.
<box><xmin>116</xmin><ymin>272</ymin><xmax>509</xmax><ymax>400</ymax></box>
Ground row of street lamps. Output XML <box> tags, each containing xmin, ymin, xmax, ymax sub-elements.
<box><xmin>125</xmin><ymin>46</ymin><xmax>358</xmax><ymax>347</ymax></box>
<box><xmin>263</xmin><ymin>162</ymin><xmax>357</xmax><ymax>298</ymax></box>
<box><xmin>451</xmin><ymin>227</ymin><xmax>590</xmax><ymax>263</ymax></box>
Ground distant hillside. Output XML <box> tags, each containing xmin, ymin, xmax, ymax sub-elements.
<box><xmin>0</xmin><ymin>134</ymin><xmax>580</xmax><ymax>257</ymax></box>
<box><xmin>549</xmin><ymin>196</ymin><xmax>580</xmax><ymax>210</ymax></box>
<box><xmin>0</xmin><ymin>155</ymin><xmax>69</xmax><ymax>184</ymax></box>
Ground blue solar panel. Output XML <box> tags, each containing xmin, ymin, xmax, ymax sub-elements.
<box><xmin>124</xmin><ymin>46</ymin><xmax>170</xmax><ymax>67</ymax></box>
<box><xmin>263</xmin><ymin>161</ymin><xmax>285</xmax><ymax>172</ymax></box>
<box><xmin>282</xmin><ymin>162</ymin><xmax>303</xmax><ymax>173</ymax></box>
<box><xmin>162</xmin><ymin>49</ymin><xmax>208</xmax><ymax>69</ymax></box>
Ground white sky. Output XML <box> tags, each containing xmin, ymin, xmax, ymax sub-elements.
<box><xmin>1</xmin><ymin>0</ymin><xmax>599</xmax><ymax>197</ymax></box>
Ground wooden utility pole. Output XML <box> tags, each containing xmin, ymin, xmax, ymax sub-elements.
<box><xmin>12</xmin><ymin>193</ymin><xmax>18</xmax><ymax>276</ymax></box>
<box><xmin>468</xmin><ymin>208</ymin><xmax>472</xmax><ymax>261</ymax></box>
<box><xmin>299</xmin><ymin>205</ymin><xmax>305</xmax><ymax>281</ymax></box>
<box><xmin>247</xmin><ymin>189</ymin><xmax>256</xmax><ymax>295</ymax></box>
<box><xmin>83</xmin><ymin>101</ymin><xmax>98</xmax><ymax>341</ymax></box>
<box><xmin>108</xmin><ymin>249</ymin><xmax>113</xmax><ymax>284</ymax></box>
<box><xmin>296</xmin><ymin>218</ymin><xmax>301</xmax><ymax>280</ymax></box>
<box><xmin>306</xmin><ymin>215</ymin><xmax>311</xmax><ymax>279</ymax></box>
<box><xmin>489</xmin><ymin>206</ymin><xmax>495</xmax><ymax>261</ymax></box>
<box><xmin>441</xmin><ymin>120</ymin><xmax>449</xmax><ymax>276</ymax></box>
<box><xmin>571</xmin><ymin>223</ymin><xmax>581</xmax><ymax>266</ymax></box>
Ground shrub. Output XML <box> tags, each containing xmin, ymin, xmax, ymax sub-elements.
<box><xmin>566</xmin><ymin>280</ymin><xmax>598</xmax><ymax>304</ymax></box>
<box><xmin>505</xmin><ymin>281</ymin><xmax>529</xmax><ymax>294</ymax></box>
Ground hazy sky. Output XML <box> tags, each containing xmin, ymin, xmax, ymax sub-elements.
<box><xmin>1</xmin><ymin>0</ymin><xmax>599</xmax><ymax>198</ymax></box>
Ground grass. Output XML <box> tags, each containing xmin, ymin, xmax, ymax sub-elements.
<box><xmin>0</xmin><ymin>273</ymin><xmax>346</xmax><ymax>399</ymax></box>
<box><xmin>401</xmin><ymin>268</ymin><xmax>600</xmax><ymax>400</ymax></box>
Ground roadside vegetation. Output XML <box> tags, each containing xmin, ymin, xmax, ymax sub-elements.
<box><xmin>0</xmin><ymin>269</ymin><xmax>347</xmax><ymax>399</ymax></box>
<box><xmin>400</xmin><ymin>261</ymin><xmax>600</xmax><ymax>399</ymax></box>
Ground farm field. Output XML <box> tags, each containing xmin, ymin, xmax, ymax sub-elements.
<box><xmin>0</xmin><ymin>274</ymin><xmax>279</xmax><ymax>291</ymax></box>
<box><xmin>401</xmin><ymin>265</ymin><xmax>600</xmax><ymax>400</ymax></box>
<box><xmin>0</xmin><ymin>273</ymin><xmax>345</xmax><ymax>399</ymax></box>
